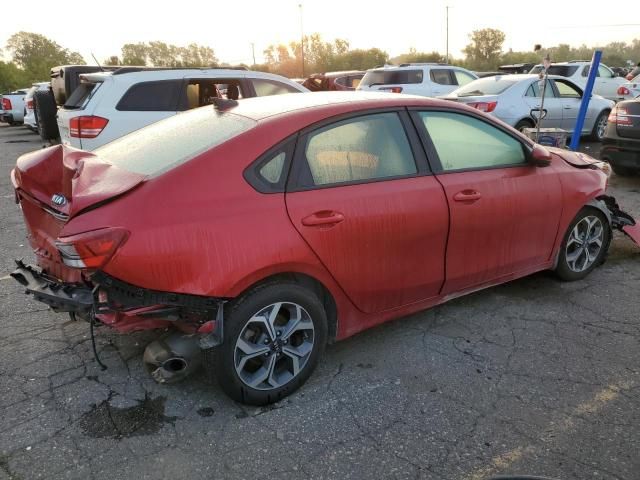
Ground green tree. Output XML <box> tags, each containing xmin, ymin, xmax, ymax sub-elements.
<box><xmin>121</xmin><ymin>43</ymin><xmax>149</xmax><ymax>65</ymax></box>
<box><xmin>0</xmin><ymin>61</ymin><xmax>30</xmax><ymax>91</ymax></box>
<box><xmin>5</xmin><ymin>32</ymin><xmax>85</xmax><ymax>82</ymax></box>
<box><xmin>463</xmin><ymin>28</ymin><xmax>506</xmax><ymax>70</ymax></box>
<box><xmin>393</xmin><ymin>48</ymin><xmax>445</xmax><ymax>65</ymax></box>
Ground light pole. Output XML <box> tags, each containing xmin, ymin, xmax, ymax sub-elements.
<box><xmin>251</xmin><ymin>42</ymin><xmax>256</xmax><ymax>66</ymax></box>
<box><xmin>445</xmin><ymin>5</ymin><xmax>449</xmax><ymax>64</ymax></box>
<box><xmin>299</xmin><ymin>3</ymin><xmax>305</xmax><ymax>77</ymax></box>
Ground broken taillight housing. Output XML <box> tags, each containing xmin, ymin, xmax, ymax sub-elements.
<box><xmin>56</xmin><ymin>228</ymin><xmax>129</xmax><ymax>269</ymax></box>
<box><xmin>70</xmin><ymin>116</ymin><xmax>109</xmax><ymax>138</ymax></box>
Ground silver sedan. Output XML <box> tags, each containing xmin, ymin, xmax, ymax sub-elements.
<box><xmin>441</xmin><ymin>74</ymin><xmax>615</xmax><ymax>141</ymax></box>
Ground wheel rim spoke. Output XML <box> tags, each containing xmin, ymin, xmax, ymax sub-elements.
<box><xmin>565</xmin><ymin>216</ymin><xmax>604</xmax><ymax>273</ymax></box>
<box><xmin>234</xmin><ymin>301</ymin><xmax>315</xmax><ymax>391</ymax></box>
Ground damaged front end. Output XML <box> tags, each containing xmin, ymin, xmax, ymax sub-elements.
<box><xmin>10</xmin><ymin>260</ymin><xmax>226</xmax><ymax>382</ymax></box>
<box><xmin>595</xmin><ymin>195</ymin><xmax>640</xmax><ymax>246</ymax></box>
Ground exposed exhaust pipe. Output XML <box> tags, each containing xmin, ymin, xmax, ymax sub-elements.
<box><xmin>143</xmin><ymin>332</ymin><xmax>202</xmax><ymax>384</ymax></box>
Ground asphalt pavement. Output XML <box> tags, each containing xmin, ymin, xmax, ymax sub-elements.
<box><xmin>0</xmin><ymin>123</ymin><xmax>639</xmax><ymax>480</ymax></box>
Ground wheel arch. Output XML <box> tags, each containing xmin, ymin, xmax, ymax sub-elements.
<box><xmin>230</xmin><ymin>271</ymin><xmax>339</xmax><ymax>343</ymax></box>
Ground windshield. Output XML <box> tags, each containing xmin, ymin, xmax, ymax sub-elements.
<box><xmin>361</xmin><ymin>69</ymin><xmax>423</xmax><ymax>86</ymax></box>
<box><xmin>529</xmin><ymin>65</ymin><xmax>579</xmax><ymax>77</ymax></box>
<box><xmin>95</xmin><ymin>107</ymin><xmax>256</xmax><ymax>176</ymax></box>
<box><xmin>453</xmin><ymin>76</ymin><xmax>520</xmax><ymax>96</ymax></box>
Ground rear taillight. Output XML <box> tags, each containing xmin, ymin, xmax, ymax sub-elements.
<box><xmin>69</xmin><ymin>116</ymin><xmax>109</xmax><ymax>138</ymax></box>
<box><xmin>1</xmin><ymin>98</ymin><xmax>12</xmax><ymax>110</ymax></box>
<box><xmin>468</xmin><ymin>101</ymin><xmax>497</xmax><ymax>113</ymax></box>
<box><xmin>380</xmin><ymin>86</ymin><xmax>403</xmax><ymax>93</ymax></box>
<box><xmin>26</xmin><ymin>100</ymin><xmax>34</xmax><ymax>109</ymax></box>
<box><xmin>608</xmin><ymin>107</ymin><xmax>633</xmax><ymax>126</ymax></box>
<box><xmin>57</xmin><ymin>228</ymin><xmax>129</xmax><ymax>269</ymax></box>
<box><xmin>618</xmin><ymin>86</ymin><xmax>630</xmax><ymax>96</ymax></box>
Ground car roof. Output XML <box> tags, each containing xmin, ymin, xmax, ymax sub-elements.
<box><xmin>315</xmin><ymin>70</ymin><xmax>365</xmax><ymax>77</ymax></box>
<box><xmin>80</xmin><ymin>69</ymin><xmax>300</xmax><ymax>84</ymax></box>
<box><xmin>222</xmin><ymin>91</ymin><xmax>460</xmax><ymax>121</ymax></box>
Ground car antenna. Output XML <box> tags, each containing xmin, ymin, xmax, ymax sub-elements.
<box><xmin>90</xmin><ymin>52</ymin><xmax>104</xmax><ymax>72</ymax></box>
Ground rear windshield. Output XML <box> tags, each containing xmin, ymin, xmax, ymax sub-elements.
<box><xmin>529</xmin><ymin>65</ymin><xmax>579</xmax><ymax>77</ymax></box>
<box><xmin>95</xmin><ymin>107</ymin><xmax>256</xmax><ymax>176</ymax></box>
<box><xmin>361</xmin><ymin>69</ymin><xmax>423</xmax><ymax>86</ymax></box>
<box><xmin>453</xmin><ymin>76</ymin><xmax>520</xmax><ymax>96</ymax></box>
<box><xmin>64</xmin><ymin>83</ymin><xmax>99</xmax><ymax>109</ymax></box>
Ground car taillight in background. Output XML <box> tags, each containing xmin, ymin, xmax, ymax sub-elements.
<box><xmin>26</xmin><ymin>100</ymin><xmax>34</xmax><ymax>110</ymax></box>
<box><xmin>617</xmin><ymin>86</ymin><xmax>631</xmax><ymax>96</ymax></box>
<box><xmin>57</xmin><ymin>228</ymin><xmax>129</xmax><ymax>269</ymax></box>
<box><xmin>468</xmin><ymin>101</ymin><xmax>497</xmax><ymax>113</ymax></box>
<box><xmin>379</xmin><ymin>87</ymin><xmax>403</xmax><ymax>93</ymax></box>
<box><xmin>69</xmin><ymin>116</ymin><xmax>109</xmax><ymax>138</ymax></box>
<box><xmin>1</xmin><ymin>98</ymin><xmax>12</xmax><ymax>110</ymax></box>
<box><xmin>608</xmin><ymin>107</ymin><xmax>633</xmax><ymax>126</ymax></box>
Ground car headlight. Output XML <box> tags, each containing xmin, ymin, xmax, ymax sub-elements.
<box><xmin>594</xmin><ymin>161</ymin><xmax>612</xmax><ymax>178</ymax></box>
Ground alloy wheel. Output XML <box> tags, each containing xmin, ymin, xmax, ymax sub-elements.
<box><xmin>565</xmin><ymin>215</ymin><xmax>604</xmax><ymax>273</ymax></box>
<box><xmin>234</xmin><ymin>302</ymin><xmax>315</xmax><ymax>390</ymax></box>
<box><xmin>596</xmin><ymin>114</ymin><xmax>608</xmax><ymax>140</ymax></box>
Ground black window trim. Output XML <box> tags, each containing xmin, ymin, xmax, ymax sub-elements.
<box><xmin>116</xmin><ymin>79</ymin><xmax>183</xmax><ymax>112</ymax></box>
<box><xmin>286</xmin><ymin>108</ymin><xmax>431</xmax><ymax>193</ymax></box>
<box><xmin>408</xmin><ymin>106</ymin><xmax>535</xmax><ymax>174</ymax></box>
<box><xmin>243</xmin><ymin>134</ymin><xmax>298</xmax><ymax>194</ymax></box>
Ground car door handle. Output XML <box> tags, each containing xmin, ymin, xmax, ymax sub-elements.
<box><xmin>301</xmin><ymin>211</ymin><xmax>345</xmax><ymax>227</ymax></box>
<box><xmin>453</xmin><ymin>190</ymin><xmax>482</xmax><ymax>202</ymax></box>
<box><xmin>563</xmin><ymin>105</ymin><xmax>573</xmax><ymax>109</ymax></box>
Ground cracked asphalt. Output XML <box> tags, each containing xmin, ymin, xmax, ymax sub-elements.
<box><xmin>1</xmin><ymin>122</ymin><xmax>639</xmax><ymax>480</ymax></box>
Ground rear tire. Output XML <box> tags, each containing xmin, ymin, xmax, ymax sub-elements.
<box><xmin>555</xmin><ymin>208</ymin><xmax>611</xmax><ymax>281</ymax></box>
<box><xmin>589</xmin><ymin>110</ymin><xmax>609</xmax><ymax>142</ymax></box>
<box><xmin>206</xmin><ymin>282</ymin><xmax>328</xmax><ymax>405</ymax></box>
<box><xmin>514</xmin><ymin>119</ymin><xmax>535</xmax><ymax>133</ymax></box>
<box><xmin>33</xmin><ymin>89</ymin><xmax>60</xmax><ymax>141</ymax></box>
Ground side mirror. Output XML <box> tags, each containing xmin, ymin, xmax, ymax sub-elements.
<box><xmin>528</xmin><ymin>144</ymin><xmax>552</xmax><ymax>167</ymax></box>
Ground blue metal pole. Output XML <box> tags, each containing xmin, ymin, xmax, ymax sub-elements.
<box><xmin>569</xmin><ymin>50</ymin><xmax>602</xmax><ymax>150</ymax></box>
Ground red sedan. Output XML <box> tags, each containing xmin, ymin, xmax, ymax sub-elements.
<box><xmin>10</xmin><ymin>92</ymin><xmax>640</xmax><ymax>405</ymax></box>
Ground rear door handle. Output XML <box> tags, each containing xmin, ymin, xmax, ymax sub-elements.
<box><xmin>453</xmin><ymin>190</ymin><xmax>482</xmax><ymax>202</ymax></box>
<box><xmin>301</xmin><ymin>211</ymin><xmax>345</xmax><ymax>227</ymax></box>
<box><xmin>563</xmin><ymin>105</ymin><xmax>573</xmax><ymax>110</ymax></box>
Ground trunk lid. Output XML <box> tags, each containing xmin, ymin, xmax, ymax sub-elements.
<box><xmin>615</xmin><ymin>99</ymin><xmax>640</xmax><ymax>139</ymax></box>
<box><xmin>11</xmin><ymin>145</ymin><xmax>145</xmax><ymax>280</ymax></box>
<box><xmin>13</xmin><ymin>144</ymin><xmax>146</xmax><ymax>218</ymax></box>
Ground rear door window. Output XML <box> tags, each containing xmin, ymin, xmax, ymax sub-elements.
<box><xmin>116</xmin><ymin>80</ymin><xmax>181</xmax><ymax>111</ymax></box>
<box><xmin>430</xmin><ymin>69</ymin><xmax>455</xmax><ymax>85</ymax></box>
<box><xmin>361</xmin><ymin>69</ymin><xmax>423</xmax><ymax>86</ymax></box>
<box><xmin>294</xmin><ymin>112</ymin><xmax>417</xmax><ymax>188</ymax></box>
<box><xmin>252</xmin><ymin>79</ymin><xmax>301</xmax><ymax>96</ymax></box>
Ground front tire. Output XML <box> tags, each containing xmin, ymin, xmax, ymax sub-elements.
<box><xmin>514</xmin><ymin>119</ymin><xmax>535</xmax><ymax>133</ymax></box>
<box><xmin>208</xmin><ymin>283</ymin><xmax>328</xmax><ymax>405</ymax></box>
<box><xmin>555</xmin><ymin>208</ymin><xmax>611</xmax><ymax>281</ymax></box>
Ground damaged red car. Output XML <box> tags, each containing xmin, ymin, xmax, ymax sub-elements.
<box><xmin>10</xmin><ymin>92</ymin><xmax>640</xmax><ymax>405</ymax></box>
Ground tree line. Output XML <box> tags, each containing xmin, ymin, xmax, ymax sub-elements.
<box><xmin>2</xmin><ymin>29</ymin><xmax>640</xmax><ymax>92</ymax></box>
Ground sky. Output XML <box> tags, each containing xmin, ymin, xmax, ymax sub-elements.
<box><xmin>1</xmin><ymin>0</ymin><xmax>639</xmax><ymax>65</ymax></box>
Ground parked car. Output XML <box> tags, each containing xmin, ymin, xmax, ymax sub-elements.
<box><xmin>529</xmin><ymin>61</ymin><xmax>627</xmax><ymax>101</ymax></box>
<box><xmin>357</xmin><ymin>63</ymin><xmax>478</xmax><ymax>97</ymax></box>
<box><xmin>23</xmin><ymin>82</ymin><xmax>50</xmax><ymax>132</ymax></box>
<box><xmin>441</xmin><ymin>74</ymin><xmax>614</xmax><ymax>141</ymax></box>
<box><xmin>302</xmin><ymin>71</ymin><xmax>365</xmax><ymax>91</ymax></box>
<box><xmin>55</xmin><ymin>67</ymin><xmax>309</xmax><ymax>150</ymax></box>
<box><xmin>625</xmin><ymin>63</ymin><xmax>640</xmax><ymax>80</ymax></box>
<box><xmin>616</xmin><ymin>74</ymin><xmax>640</xmax><ymax>101</ymax></box>
<box><xmin>10</xmin><ymin>92</ymin><xmax>639</xmax><ymax>405</ymax></box>
<box><xmin>0</xmin><ymin>89</ymin><xmax>29</xmax><ymax>125</ymax></box>
<box><xmin>601</xmin><ymin>98</ymin><xmax>640</xmax><ymax>176</ymax></box>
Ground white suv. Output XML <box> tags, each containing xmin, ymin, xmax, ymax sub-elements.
<box><xmin>356</xmin><ymin>63</ymin><xmax>478</xmax><ymax>97</ymax></box>
<box><xmin>529</xmin><ymin>61</ymin><xmax>627</xmax><ymax>101</ymax></box>
<box><xmin>57</xmin><ymin>68</ymin><xmax>309</xmax><ymax>150</ymax></box>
